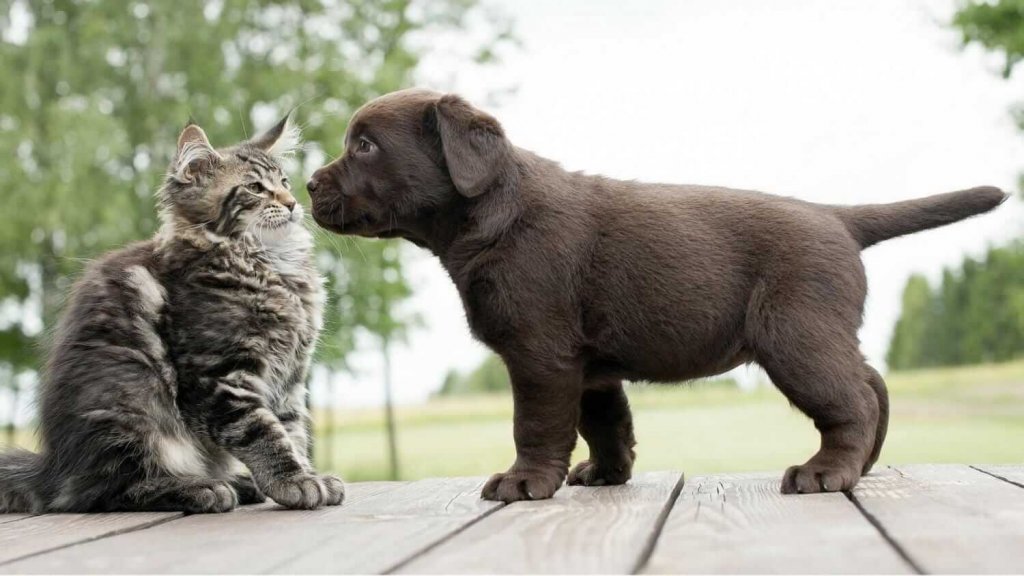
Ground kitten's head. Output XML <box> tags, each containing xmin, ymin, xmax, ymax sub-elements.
<box><xmin>158</xmin><ymin>115</ymin><xmax>306</xmax><ymax>244</ymax></box>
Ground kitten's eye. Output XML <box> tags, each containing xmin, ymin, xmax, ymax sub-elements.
<box><xmin>355</xmin><ymin>137</ymin><xmax>376</xmax><ymax>155</ymax></box>
<box><xmin>245</xmin><ymin>182</ymin><xmax>269</xmax><ymax>196</ymax></box>
<box><xmin>281</xmin><ymin>177</ymin><xmax>290</xmax><ymax>189</ymax></box>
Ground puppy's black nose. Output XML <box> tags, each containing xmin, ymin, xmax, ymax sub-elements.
<box><xmin>306</xmin><ymin>178</ymin><xmax>319</xmax><ymax>195</ymax></box>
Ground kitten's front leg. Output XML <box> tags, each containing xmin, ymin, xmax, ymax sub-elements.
<box><xmin>279</xmin><ymin>383</ymin><xmax>314</xmax><ymax>469</ymax></box>
<box><xmin>207</xmin><ymin>372</ymin><xmax>344</xmax><ymax>509</ymax></box>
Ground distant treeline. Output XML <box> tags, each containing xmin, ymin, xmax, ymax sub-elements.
<box><xmin>437</xmin><ymin>354</ymin><xmax>511</xmax><ymax>396</ymax></box>
<box><xmin>888</xmin><ymin>241</ymin><xmax>1024</xmax><ymax>370</ymax></box>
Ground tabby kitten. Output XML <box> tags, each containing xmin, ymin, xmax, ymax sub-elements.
<box><xmin>0</xmin><ymin>116</ymin><xmax>343</xmax><ymax>513</ymax></box>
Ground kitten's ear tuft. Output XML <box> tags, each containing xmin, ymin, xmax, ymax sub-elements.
<box><xmin>250</xmin><ymin>112</ymin><xmax>302</xmax><ymax>158</ymax></box>
<box><xmin>173</xmin><ymin>123</ymin><xmax>221</xmax><ymax>183</ymax></box>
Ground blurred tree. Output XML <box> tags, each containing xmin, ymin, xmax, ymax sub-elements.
<box><xmin>887</xmin><ymin>243</ymin><xmax>1024</xmax><ymax>369</ymax></box>
<box><xmin>955</xmin><ymin>0</ymin><xmax>1024</xmax><ymax>78</ymax></box>
<box><xmin>886</xmin><ymin>2</ymin><xmax>1024</xmax><ymax>371</ymax></box>
<box><xmin>887</xmin><ymin>275</ymin><xmax>938</xmax><ymax>370</ymax></box>
<box><xmin>437</xmin><ymin>353</ymin><xmax>510</xmax><ymax>396</ymax></box>
<box><xmin>0</xmin><ymin>0</ymin><xmax>512</xmax><ymax>471</ymax></box>
<box><xmin>955</xmin><ymin>0</ymin><xmax>1024</xmax><ymax>193</ymax></box>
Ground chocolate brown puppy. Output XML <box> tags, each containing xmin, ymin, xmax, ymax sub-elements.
<box><xmin>308</xmin><ymin>88</ymin><xmax>1007</xmax><ymax>502</ymax></box>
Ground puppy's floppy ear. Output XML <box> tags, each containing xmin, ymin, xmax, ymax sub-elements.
<box><xmin>435</xmin><ymin>94</ymin><xmax>513</xmax><ymax>198</ymax></box>
<box><xmin>173</xmin><ymin>122</ymin><xmax>221</xmax><ymax>183</ymax></box>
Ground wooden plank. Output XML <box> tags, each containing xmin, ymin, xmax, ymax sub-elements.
<box><xmin>0</xmin><ymin>512</ymin><xmax>181</xmax><ymax>566</ymax></box>
<box><xmin>974</xmin><ymin>464</ymin><xmax>1024</xmax><ymax>489</ymax></box>
<box><xmin>1</xmin><ymin>479</ymin><xmax>497</xmax><ymax>574</ymax></box>
<box><xmin>0</xmin><ymin>481</ymin><xmax>399</xmax><ymax>574</ymax></box>
<box><xmin>271</xmin><ymin>477</ymin><xmax>502</xmax><ymax>574</ymax></box>
<box><xmin>396</xmin><ymin>471</ymin><xmax>683</xmax><ymax>574</ymax></box>
<box><xmin>643</xmin><ymin>471</ymin><xmax>912</xmax><ymax>574</ymax></box>
<box><xmin>853</xmin><ymin>464</ymin><xmax>1024</xmax><ymax>573</ymax></box>
<box><xmin>0</xmin><ymin>515</ymin><xmax>29</xmax><ymax>525</ymax></box>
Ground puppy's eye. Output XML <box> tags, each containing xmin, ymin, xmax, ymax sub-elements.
<box><xmin>355</xmin><ymin>137</ymin><xmax>376</xmax><ymax>155</ymax></box>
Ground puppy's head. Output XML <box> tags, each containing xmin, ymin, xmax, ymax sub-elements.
<box><xmin>307</xmin><ymin>89</ymin><xmax>514</xmax><ymax>237</ymax></box>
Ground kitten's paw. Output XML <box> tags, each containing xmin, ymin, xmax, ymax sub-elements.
<box><xmin>567</xmin><ymin>459</ymin><xmax>632</xmax><ymax>487</ymax></box>
<box><xmin>229</xmin><ymin>474</ymin><xmax>266</xmax><ymax>505</ymax></box>
<box><xmin>181</xmin><ymin>481</ymin><xmax>238</xmax><ymax>514</ymax></box>
<box><xmin>264</xmin><ymin>473</ymin><xmax>344</xmax><ymax>509</ymax></box>
<box><xmin>482</xmin><ymin>464</ymin><xmax>565</xmax><ymax>503</ymax></box>
<box><xmin>320</xmin><ymin>474</ymin><xmax>346</xmax><ymax>506</ymax></box>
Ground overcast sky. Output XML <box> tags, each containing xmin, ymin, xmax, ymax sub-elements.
<box><xmin>326</xmin><ymin>0</ymin><xmax>1024</xmax><ymax>407</ymax></box>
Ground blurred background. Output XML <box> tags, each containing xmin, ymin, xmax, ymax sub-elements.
<box><xmin>1</xmin><ymin>0</ymin><xmax>1023</xmax><ymax>482</ymax></box>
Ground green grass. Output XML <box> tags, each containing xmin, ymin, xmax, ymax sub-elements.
<box><xmin>313</xmin><ymin>361</ymin><xmax>1024</xmax><ymax>481</ymax></box>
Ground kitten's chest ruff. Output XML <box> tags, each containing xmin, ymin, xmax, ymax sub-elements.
<box><xmin>166</xmin><ymin>239</ymin><xmax>324</xmax><ymax>392</ymax></box>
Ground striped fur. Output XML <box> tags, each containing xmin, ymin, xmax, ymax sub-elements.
<box><xmin>0</xmin><ymin>118</ymin><xmax>343</xmax><ymax>513</ymax></box>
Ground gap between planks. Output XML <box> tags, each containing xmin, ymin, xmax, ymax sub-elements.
<box><xmin>393</xmin><ymin>471</ymin><xmax>684</xmax><ymax>575</ymax></box>
<box><xmin>849</xmin><ymin>464</ymin><xmax>1024</xmax><ymax>574</ymax></box>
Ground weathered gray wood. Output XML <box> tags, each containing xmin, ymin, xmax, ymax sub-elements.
<box><xmin>0</xmin><ymin>515</ymin><xmax>29</xmax><ymax>525</ymax></box>
<box><xmin>0</xmin><ymin>512</ymin><xmax>181</xmax><ymax>566</ymax></box>
<box><xmin>397</xmin><ymin>471</ymin><xmax>683</xmax><ymax>574</ymax></box>
<box><xmin>974</xmin><ymin>464</ymin><xmax>1024</xmax><ymax>489</ymax></box>
<box><xmin>0</xmin><ymin>481</ymin><xmax>399</xmax><ymax>574</ymax></box>
<box><xmin>1</xmin><ymin>479</ymin><xmax>497</xmax><ymax>574</ymax></box>
<box><xmin>271</xmin><ymin>477</ymin><xmax>502</xmax><ymax>574</ymax></box>
<box><xmin>853</xmin><ymin>464</ymin><xmax>1024</xmax><ymax>573</ymax></box>
<box><xmin>643</xmin><ymin>471</ymin><xmax>912</xmax><ymax>574</ymax></box>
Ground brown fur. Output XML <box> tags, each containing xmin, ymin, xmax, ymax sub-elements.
<box><xmin>308</xmin><ymin>88</ymin><xmax>1008</xmax><ymax>501</ymax></box>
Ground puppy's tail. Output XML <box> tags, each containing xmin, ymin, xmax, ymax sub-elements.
<box><xmin>831</xmin><ymin>186</ymin><xmax>1009</xmax><ymax>249</ymax></box>
<box><xmin>0</xmin><ymin>448</ymin><xmax>44</xmax><ymax>513</ymax></box>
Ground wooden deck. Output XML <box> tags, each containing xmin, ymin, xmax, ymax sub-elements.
<box><xmin>0</xmin><ymin>464</ymin><xmax>1021</xmax><ymax>574</ymax></box>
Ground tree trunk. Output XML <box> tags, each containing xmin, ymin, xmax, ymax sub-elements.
<box><xmin>6</xmin><ymin>382</ymin><xmax>20</xmax><ymax>447</ymax></box>
<box><xmin>323</xmin><ymin>369</ymin><xmax>336</xmax><ymax>472</ymax></box>
<box><xmin>382</xmin><ymin>338</ymin><xmax>400</xmax><ymax>481</ymax></box>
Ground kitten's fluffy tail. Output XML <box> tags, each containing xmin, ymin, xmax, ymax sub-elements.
<box><xmin>0</xmin><ymin>448</ymin><xmax>43</xmax><ymax>513</ymax></box>
<box><xmin>831</xmin><ymin>186</ymin><xmax>1009</xmax><ymax>249</ymax></box>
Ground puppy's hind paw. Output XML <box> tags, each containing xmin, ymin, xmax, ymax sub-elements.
<box><xmin>481</xmin><ymin>465</ymin><xmax>565</xmax><ymax>503</ymax></box>
<box><xmin>567</xmin><ymin>459</ymin><xmax>632</xmax><ymax>487</ymax></box>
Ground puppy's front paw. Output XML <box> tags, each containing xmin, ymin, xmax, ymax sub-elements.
<box><xmin>567</xmin><ymin>459</ymin><xmax>632</xmax><ymax>487</ymax></box>
<box><xmin>481</xmin><ymin>465</ymin><xmax>565</xmax><ymax>503</ymax></box>
<box><xmin>264</xmin><ymin>473</ymin><xmax>345</xmax><ymax>509</ymax></box>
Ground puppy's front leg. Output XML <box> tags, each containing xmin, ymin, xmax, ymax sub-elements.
<box><xmin>482</xmin><ymin>361</ymin><xmax>582</xmax><ymax>502</ymax></box>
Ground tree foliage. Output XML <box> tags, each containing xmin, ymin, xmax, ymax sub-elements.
<box><xmin>887</xmin><ymin>243</ymin><xmax>1024</xmax><ymax>370</ymax></box>
<box><xmin>436</xmin><ymin>354</ymin><xmax>510</xmax><ymax>395</ymax></box>
<box><xmin>0</xmin><ymin>0</ymin><xmax>507</xmax><ymax>409</ymax></box>
<box><xmin>954</xmin><ymin>0</ymin><xmax>1024</xmax><ymax>78</ymax></box>
<box><xmin>888</xmin><ymin>3</ymin><xmax>1024</xmax><ymax>370</ymax></box>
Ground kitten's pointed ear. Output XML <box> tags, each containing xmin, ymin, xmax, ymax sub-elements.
<box><xmin>435</xmin><ymin>94</ymin><xmax>513</xmax><ymax>198</ymax></box>
<box><xmin>173</xmin><ymin>122</ymin><xmax>221</xmax><ymax>183</ymax></box>
<box><xmin>250</xmin><ymin>112</ymin><xmax>302</xmax><ymax>157</ymax></box>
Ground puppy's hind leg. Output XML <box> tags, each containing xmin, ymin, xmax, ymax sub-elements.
<box><xmin>749</xmin><ymin>299</ymin><xmax>879</xmax><ymax>494</ymax></box>
<box><xmin>862</xmin><ymin>364</ymin><xmax>889</xmax><ymax>474</ymax></box>
<box><xmin>568</xmin><ymin>379</ymin><xmax>637</xmax><ymax>487</ymax></box>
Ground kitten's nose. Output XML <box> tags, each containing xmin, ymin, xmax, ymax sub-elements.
<box><xmin>276</xmin><ymin>190</ymin><xmax>297</xmax><ymax>212</ymax></box>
